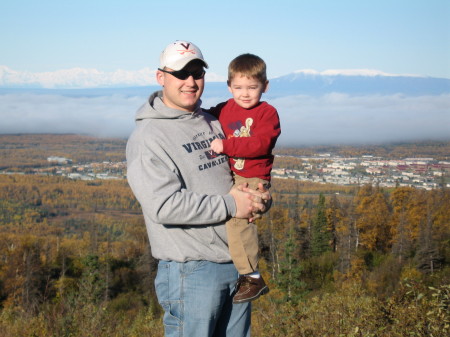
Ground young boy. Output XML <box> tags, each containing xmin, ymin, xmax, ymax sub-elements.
<box><xmin>209</xmin><ymin>53</ymin><xmax>281</xmax><ymax>303</ymax></box>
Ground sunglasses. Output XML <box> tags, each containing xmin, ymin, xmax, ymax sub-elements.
<box><xmin>158</xmin><ymin>68</ymin><xmax>205</xmax><ymax>80</ymax></box>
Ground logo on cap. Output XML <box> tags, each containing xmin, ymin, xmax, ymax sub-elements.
<box><xmin>178</xmin><ymin>43</ymin><xmax>196</xmax><ymax>55</ymax></box>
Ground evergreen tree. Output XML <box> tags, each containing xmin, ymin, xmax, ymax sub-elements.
<box><xmin>311</xmin><ymin>193</ymin><xmax>331</xmax><ymax>256</ymax></box>
<box><xmin>277</xmin><ymin>223</ymin><xmax>306</xmax><ymax>303</ymax></box>
<box><xmin>76</xmin><ymin>254</ymin><xmax>107</xmax><ymax>305</ymax></box>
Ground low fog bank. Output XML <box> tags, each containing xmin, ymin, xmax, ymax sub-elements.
<box><xmin>1</xmin><ymin>92</ymin><xmax>449</xmax><ymax>146</ymax></box>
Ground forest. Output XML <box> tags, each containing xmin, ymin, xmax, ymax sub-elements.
<box><xmin>0</xmin><ymin>135</ymin><xmax>449</xmax><ymax>336</ymax></box>
<box><xmin>0</xmin><ymin>174</ymin><xmax>449</xmax><ymax>336</ymax></box>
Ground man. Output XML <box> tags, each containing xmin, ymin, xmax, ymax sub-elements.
<box><xmin>126</xmin><ymin>40</ymin><xmax>270</xmax><ymax>337</ymax></box>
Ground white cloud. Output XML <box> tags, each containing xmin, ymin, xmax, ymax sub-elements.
<box><xmin>1</xmin><ymin>92</ymin><xmax>449</xmax><ymax>145</ymax></box>
<box><xmin>0</xmin><ymin>93</ymin><xmax>142</xmax><ymax>138</ymax></box>
<box><xmin>269</xmin><ymin>93</ymin><xmax>450</xmax><ymax>146</ymax></box>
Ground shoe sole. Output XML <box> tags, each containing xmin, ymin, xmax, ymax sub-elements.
<box><xmin>233</xmin><ymin>286</ymin><xmax>269</xmax><ymax>304</ymax></box>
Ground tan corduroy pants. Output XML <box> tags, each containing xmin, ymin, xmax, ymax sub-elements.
<box><xmin>226</xmin><ymin>174</ymin><xmax>270</xmax><ymax>275</ymax></box>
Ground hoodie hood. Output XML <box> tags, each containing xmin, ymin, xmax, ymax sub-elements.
<box><xmin>135</xmin><ymin>90</ymin><xmax>203</xmax><ymax>121</ymax></box>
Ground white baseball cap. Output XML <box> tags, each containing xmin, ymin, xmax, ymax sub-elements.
<box><xmin>159</xmin><ymin>40</ymin><xmax>209</xmax><ymax>71</ymax></box>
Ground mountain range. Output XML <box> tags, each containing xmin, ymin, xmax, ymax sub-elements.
<box><xmin>267</xmin><ymin>70</ymin><xmax>450</xmax><ymax>97</ymax></box>
<box><xmin>1</xmin><ymin>66</ymin><xmax>449</xmax><ymax>98</ymax></box>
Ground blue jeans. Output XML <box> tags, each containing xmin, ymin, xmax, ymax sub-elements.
<box><xmin>155</xmin><ymin>260</ymin><xmax>251</xmax><ymax>337</ymax></box>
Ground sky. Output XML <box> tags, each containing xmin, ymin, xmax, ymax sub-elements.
<box><xmin>1</xmin><ymin>0</ymin><xmax>449</xmax><ymax>146</ymax></box>
<box><xmin>1</xmin><ymin>0</ymin><xmax>449</xmax><ymax>79</ymax></box>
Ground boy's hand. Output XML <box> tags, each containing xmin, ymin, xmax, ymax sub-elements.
<box><xmin>211</xmin><ymin>139</ymin><xmax>224</xmax><ymax>154</ymax></box>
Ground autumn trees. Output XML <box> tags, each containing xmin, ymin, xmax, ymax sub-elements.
<box><xmin>256</xmin><ymin>179</ymin><xmax>449</xmax><ymax>300</ymax></box>
<box><xmin>0</xmin><ymin>172</ymin><xmax>449</xmax><ymax>336</ymax></box>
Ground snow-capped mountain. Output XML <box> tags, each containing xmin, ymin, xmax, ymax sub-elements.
<box><xmin>0</xmin><ymin>66</ymin><xmax>158</xmax><ymax>88</ymax></box>
<box><xmin>267</xmin><ymin>69</ymin><xmax>450</xmax><ymax>97</ymax></box>
<box><xmin>1</xmin><ymin>66</ymin><xmax>449</xmax><ymax>97</ymax></box>
<box><xmin>0</xmin><ymin>66</ymin><xmax>225</xmax><ymax>89</ymax></box>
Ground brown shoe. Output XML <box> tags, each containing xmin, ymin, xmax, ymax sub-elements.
<box><xmin>233</xmin><ymin>275</ymin><xmax>269</xmax><ymax>304</ymax></box>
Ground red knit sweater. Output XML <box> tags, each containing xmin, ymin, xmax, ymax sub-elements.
<box><xmin>209</xmin><ymin>99</ymin><xmax>281</xmax><ymax>180</ymax></box>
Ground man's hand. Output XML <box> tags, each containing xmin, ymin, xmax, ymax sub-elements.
<box><xmin>211</xmin><ymin>139</ymin><xmax>224</xmax><ymax>154</ymax></box>
<box><xmin>229</xmin><ymin>186</ymin><xmax>254</xmax><ymax>219</ymax></box>
<box><xmin>230</xmin><ymin>183</ymin><xmax>272</xmax><ymax>221</ymax></box>
<box><xmin>241</xmin><ymin>183</ymin><xmax>272</xmax><ymax>222</ymax></box>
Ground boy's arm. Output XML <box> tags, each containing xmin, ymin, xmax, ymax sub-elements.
<box><xmin>222</xmin><ymin>106</ymin><xmax>281</xmax><ymax>158</ymax></box>
<box><xmin>203</xmin><ymin>101</ymin><xmax>227</xmax><ymax>118</ymax></box>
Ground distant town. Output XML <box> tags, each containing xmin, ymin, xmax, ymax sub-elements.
<box><xmin>273</xmin><ymin>154</ymin><xmax>450</xmax><ymax>190</ymax></box>
<box><xmin>2</xmin><ymin>153</ymin><xmax>449</xmax><ymax>191</ymax></box>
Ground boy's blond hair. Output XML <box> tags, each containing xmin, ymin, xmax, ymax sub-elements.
<box><xmin>228</xmin><ymin>53</ymin><xmax>267</xmax><ymax>84</ymax></box>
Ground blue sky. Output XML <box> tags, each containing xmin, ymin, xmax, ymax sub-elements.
<box><xmin>1</xmin><ymin>0</ymin><xmax>449</xmax><ymax>145</ymax></box>
<box><xmin>1</xmin><ymin>0</ymin><xmax>449</xmax><ymax>79</ymax></box>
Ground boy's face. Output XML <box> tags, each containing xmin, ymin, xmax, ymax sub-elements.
<box><xmin>228</xmin><ymin>74</ymin><xmax>268</xmax><ymax>109</ymax></box>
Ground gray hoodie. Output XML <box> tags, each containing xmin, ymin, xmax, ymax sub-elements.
<box><xmin>126</xmin><ymin>91</ymin><xmax>236</xmax><ymax>262</ymax></box>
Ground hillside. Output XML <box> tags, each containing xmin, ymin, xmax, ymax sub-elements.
<box><xmin>0</xmin><ymin>168</ymin><xmax>449</xmax><ymax>336</ymax></box>
<box><xmin>0</xmin><ymin>134</ymin><xmax>449</xmax><ymax>336</ymax></box>
<box><xmin>0</xmin><ymin>134</ymin><xmax>127</xmax><ymax>169</ymax></box>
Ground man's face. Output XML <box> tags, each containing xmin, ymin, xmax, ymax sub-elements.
<box><xmin>156</xmin><ymin>61</ymin><xmax>205</xmax><ymax>112</ymax></box>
